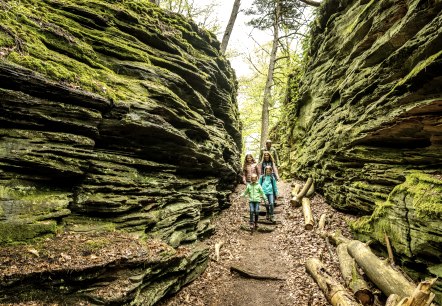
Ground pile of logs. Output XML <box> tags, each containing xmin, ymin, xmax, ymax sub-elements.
<box><xmin>291</xmin><ymin>179</ymin><xmax>437</xmax><ymax>306</ymax></box>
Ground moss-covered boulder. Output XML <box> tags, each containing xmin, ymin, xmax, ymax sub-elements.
<box><xmin>0</xmin><ymin>0</ymin><xmax>240</xmax><ymax>303</ymax></box>
<box><xmin>352</xmin><ymin>173</ymin><xmax>442</xmax><ymax>302</ymax></box>
<box><xmin>277</xmin><ymin>0</ymin><xmax>442</xmax><ymax>302</ymax></box>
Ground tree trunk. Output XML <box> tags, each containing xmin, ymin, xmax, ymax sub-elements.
<box><xmin>347</xmin><ymin>240</ymin><xmax>416</xmax><ymax>299</ymax></box>
<box><xmin>290</xmin><ymin>178</ymin><xmax>313</xmax><ymax>207</ymax></box>
<box><xmin>259</xmin><ymin>0</ymin><xmax>280</xmax><ymax>148</ymax></box>
<box><xmin>336</xmin><ymin>243</ymin><xmax>374</xmax><ymax>305</ymax></box>
<box><xmin>220</xmin><ymin>0</ymin><xmax>241</xmax><ymax>53</ymax></box>
<box><xmin>306</xmin><ymin>258</ymin><xmax>359</xmax><ymax>306</ymax></box>
<box><xmin>302</xmin><ymin>198</ymin><xmax>314</xmax><ymax>230</ymax></box>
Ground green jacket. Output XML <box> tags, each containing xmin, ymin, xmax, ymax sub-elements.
<box><xmin>242</xmin><ymin>182</ymin><xmax>267</xmax><ymax>203</ymax></box>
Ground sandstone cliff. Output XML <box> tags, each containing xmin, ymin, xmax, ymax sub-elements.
<box><xmin>0</xmin><ymin>0</ymin><xmax>240</xmax><ymax>304</ymax></box>
<box><xmin>278</xmin><ymin>0</ymin><xmax>442</xmax><ymax>302</ymax></box>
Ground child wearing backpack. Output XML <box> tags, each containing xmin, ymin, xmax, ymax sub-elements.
<box><xmin>242</xmin><ymin>173</ymin><xmax>268</xmax><ymax>229</ymax></box>
<box><xmin>259</xmin><ymin>165</ymin><xmax>278</xmax><ymax>222</ymax></box>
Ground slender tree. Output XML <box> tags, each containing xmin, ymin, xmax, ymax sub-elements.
<box><xmin>246</xmin><ymin>0</ymin><xmax>307</xmax><ymax>148</ymax></box>
<box><xmin>220</xmin><ymin>0</ymin><xmax>241</xmax><ymax>54</ymax></box>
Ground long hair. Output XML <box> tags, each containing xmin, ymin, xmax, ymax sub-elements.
<box><xmin>243</xmin><ymin>154</ymin><xmax>256</xmax><ymax>170</ymax></box>
<box><xmin>260</xmin><ymin>151</ymin><xmax>274</xmax><ymax>164</ymax></box>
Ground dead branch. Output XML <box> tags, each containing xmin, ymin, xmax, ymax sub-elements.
<box><xmin>215</xmin><ymin>241</ymin><xmax>224</xmax><ymax>262</ymax></box>
<box><xmin>230</xmin><ymin>265</ymin><xmax>285</xmax><ymax>281</ymax></box>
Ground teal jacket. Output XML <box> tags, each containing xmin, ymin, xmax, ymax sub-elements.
<box><xmin>242</xmin><ymin>182</ymin><xmax>267</xmax><ymax>203</ymax></box>
<box><xmin>259</xmin><ymin>174</ymin><xmax>278</xmax><ymax>196</ymax></box>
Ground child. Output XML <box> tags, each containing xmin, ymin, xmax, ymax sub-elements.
<box><xmin>242</xmin><ymin>173</ymin><xmax>267</xmax><ymax>229</ymax></box>
<box><xmin>259</xmin><ymin>166</ymin><xmax>278</xmax><ymax>222</ymax></box>
<box><xmin>242</xmin><ymin>154</ymin><xmax>260</xmax><ymax>184</ymax></box>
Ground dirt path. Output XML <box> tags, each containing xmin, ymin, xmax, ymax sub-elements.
<box><xmin>160</xmin><ymin>181</ymin><xmax>357</xmax><ymax>306</ymax></box>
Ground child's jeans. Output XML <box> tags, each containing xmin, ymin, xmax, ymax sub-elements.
<box><xmin>265</xmin><ymin>194</ymin><xmax>274</xmax><ymax>216</ymax></box>
<box><xmin>249</xmin><ymin>201</ymin><xmax>260</xmax><ymax>223</ymax></box>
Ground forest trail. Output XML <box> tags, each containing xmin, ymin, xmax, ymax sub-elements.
<box><xmin>161</xmin><ymin>181</ymin><xmax>357</xmax><ymax>306</ymax></box>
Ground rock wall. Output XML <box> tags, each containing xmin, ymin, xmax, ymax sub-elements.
<box><xmin>0</xmin><ymin>0</ymin><xmax>240</xmax><ymax>303</ymax></box>
<box><xmin>278</xmin><ymin>0</ymin><xmax>442</xmax><ymax>302</ymax></box>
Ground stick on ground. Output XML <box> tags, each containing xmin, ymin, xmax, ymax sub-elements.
<box><xmin>215</xmin><ymin>241</ymin><xmax>224</xmax><ymax>262</ymax></box>
<box><xmin>230</xmin><ymin>265</ymin><xmax>285</xmax><ymax>281</ymax></box>
<box><xmin>290</xmin><ymin>178</ymin><xmax>313</xmax><ymax>207</ymax></box>
<box><xmin>384</xmin><ymin>233</ymin><xmax>395</xmax><ymax>265</ymax></box>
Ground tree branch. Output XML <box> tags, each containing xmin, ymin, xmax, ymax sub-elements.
<box><xmin>298</xmin><ymin>0</ymin><xmax>321</xmax><ymax>7</ymax></box>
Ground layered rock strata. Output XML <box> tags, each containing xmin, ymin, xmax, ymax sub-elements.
<box><xmin>0</xmin><ymin>0</ymin><xmax>240</xmax><ymax>303</ymax></box>
<box><xmin>278</xmin><ymin>0</ymin><xmax>442</xmax><ymax>302</ymax></box>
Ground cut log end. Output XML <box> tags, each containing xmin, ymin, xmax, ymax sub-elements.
<box><xmin>305</xmin><ymin>224</ymin><xmax>314</xmax><ymax>230</ymax></box>
<box><xmin>354</xmin><ymin>289</ymin><xmax>374</xmax><ymax>306</ymax></box>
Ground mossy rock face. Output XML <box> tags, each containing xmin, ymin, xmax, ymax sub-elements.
<box><xmin>275</xmin><ymin>0</ymin><xmax>442</xmax><ymax>302</ymax></box>
<box><xmin>352</xmin><ymin>173</ymin><xmax>442</xmax><ymax>303</ymax></box>
<box><xmin>0</xmin><ymin>0</ymin><xmax>240</xmax><ymax>303</ymax></box>
<box><xmin>0</xmin><ymin>232</ymin><xmax>210</xmax><ymax>305</ymax></box>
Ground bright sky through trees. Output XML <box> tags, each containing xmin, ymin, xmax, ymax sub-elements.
<box><xmin>191</xmin><ymin>0</ymin><xmax>272</xmax><ymax>77</ymax></box>
<box><xmin>187</xmin><ymin>0</ymin><xmax>313</xmax><ymax>155</ymax></box>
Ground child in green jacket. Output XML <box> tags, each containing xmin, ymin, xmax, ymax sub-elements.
<box><xmin>242</xmin><ymin>174</ymin><xmax>268</xmax><ymax>229</ymax></box>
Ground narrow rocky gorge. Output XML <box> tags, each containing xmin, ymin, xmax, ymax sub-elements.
<box><xmin>0</xmin><ymin>0</ymin><xmax>240</xmax><ymax>303</ymax></box>
<box><xmin>276</xmin><ymin>0</ymin><xmax>442</xmax><ymax>302</ymax></box>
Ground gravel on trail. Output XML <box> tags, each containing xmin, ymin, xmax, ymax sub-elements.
<box><xmin>160</xmin><ymin>180</ymin><xmax>363</xmax><ymax>306</ymax></box>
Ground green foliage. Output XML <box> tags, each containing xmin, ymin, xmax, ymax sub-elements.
<box><xmin>239</xmin><ymin>41</ymin><xmax>303</xmax><ymax>159</ymax></box>
<box><xmin>245</xmin><ymin>0</ymin><xmax>307</xmax><ymax>32</ymax></box>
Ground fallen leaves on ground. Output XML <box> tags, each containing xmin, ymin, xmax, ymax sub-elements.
<box><xmin>160</xmin><ymin>180</ymin><xmax>361</xmax><ymax>306</ymax></box>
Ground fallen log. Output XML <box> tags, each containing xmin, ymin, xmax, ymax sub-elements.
<box><xmin>242</xmin><ymin>216</ymin><xmax>281</xmax><ymax>225</ymax></box>
<box><xmin>230</xmin><ymin>265</ymin><xmax>285</xmax><ymax>281</ymax></box>
<box><xmin>319</xmin><ymin>230</ymin><xmax>351</xmax><ymax>246</ymax></box>
<box><xmin>290</xmin><ymin>178</ymin><xmax>313</xmax><ymax>207</ymax></box>
<box><xmin>215</xmin><ymin>241</ymin><xmax>224</xmax><ymax>262</ymax></box>
<box><xmin>302</xmin><ymin>198</ymin><xmax>314</xmax><ymax>230</ymax></box>
<box><xmin>305</xmin><ymin>258</ymin><xmax>359</xmax><ymax>306</ymax></box>
<box><xmin>305</xmin><ymin>181</ymin><xmax>315</xmax><ymax>197</ymax></box>
<box><xmin>395</xmin><ymin>278</ymin><xmax>436</xmax><ymax>306</ymax></box>
<box><xmin>347</xmin><ymin>240</ymin><xmax>416</xmax><ymax>299</ymax></box>
<box><xmin>239</xmin><ymin>224</ymin><xmax>274</xmax><ymax>233</ymax></box>
<box><xmin>318</xmin><ymin>214</ymin><xmax>327</xmax><ymax>232</ymax></box>
<box><xmin>386</xmin><ymin>294</ymin><xmax>400</xmax><ymax>306</ymax></box>
<box><xmin>291</xmin><ymin>184</ymin><xmax>301</xmax><ymax>197</ymax></box>
<box><xmin>336</xmin><ymin>243</ymin><xmax>374</xmax><ymax>305</ymax></box>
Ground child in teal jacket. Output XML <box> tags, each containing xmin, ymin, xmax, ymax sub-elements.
<box><xmin>259</xmin><ymin>165</ymin><xmax>278</xmax><ymax>222</ymax></box>
<box><xmin>242</xmin><ymin>174</ymin><xmax>267</xmax><ymax>228</ymax></box>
